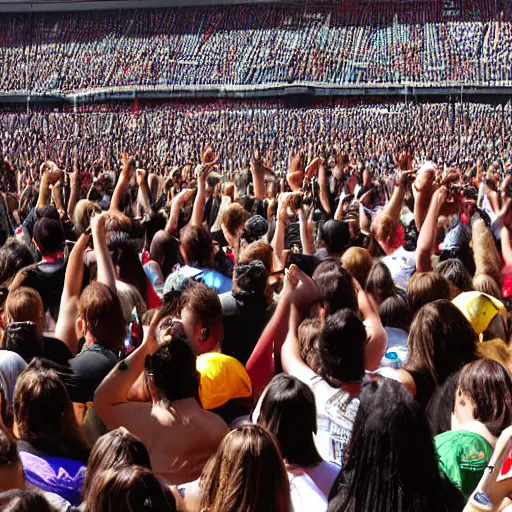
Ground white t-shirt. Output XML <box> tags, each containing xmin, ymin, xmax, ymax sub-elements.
<box><xmin>381</xmin><ymin>246</ymin><xmax>416</xmax><ymax>290</ymax></box>
<box><xmin>288</xmin><ymin>461</ymin><xmax>340</xmax><ymax>512</ymax></box>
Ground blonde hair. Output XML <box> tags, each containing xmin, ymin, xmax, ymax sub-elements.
<box><xmin>341</xmin><ymin>247</ymin><xmax>373</xmax><ymax>287</ymax></box>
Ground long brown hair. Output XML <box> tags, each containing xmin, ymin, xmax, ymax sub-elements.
<box><xmin>199</xmin><ymin>425</ymin><xmax>291</xmax><ymax>512</ymax></box>
<box><xmin>82</xmin><ymin>428</ymin><xmax>152</xmax><ymax>503</ymax></box>
<box><xmin>87</xmin><ymin>466</ymin><xmax>176</xmax><ymax>512</ymax></box>
<box><xmin>405</xmin><ymin>300</ymin><xmax>477</xmax><ymax>386</ymax></box>
<box><xmin>13</xmin><ymin>363</ymin><xmax>89</xmax><ymax>459</ymax></box>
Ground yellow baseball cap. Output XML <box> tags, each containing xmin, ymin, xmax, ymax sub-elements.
<box><xmin>197</xmin><ymin>353</ymin><xmax>252</xmax><ymax>410</ymax></box>
<box><xmin>452</xmin><ymin>291</ymin><xmax>505</xmax><ymax>335</ymax></box>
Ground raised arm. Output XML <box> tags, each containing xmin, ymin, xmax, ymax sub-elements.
<box><xmin>317</xmin><ymin>160</ymin><xmax>332</xmax><ymax>215</ymax></box>
<box><xmin>271</xmin><ymin>194</ymin><xmax>288</xmax><ymax>266</ymax></box>
<box><xmin>91</xmin><ymin>214</ymin><xmax>117</xmax><ymax>292</ymax></box>
<box><xmin>281</xmin><ymin>264</ymin><xmax>323</xmax><ymax>382</ymax></box>
<box><xmin>67</xmin><ymin>149</ymin><xmax>80</xmax><ymax>221</ymax></box>
<box><xmin>250</xmin><ymin>149</ymin><xmax>274</xmax><ymax>200</ymax></box>
<box><xmin>94</xmin><ymin>313</ymin><xmax>160</xmax><ymax>428</ymax></box>
<box><xmin>55</xmin><ymin>233</ymin><xmax>90</xmax><ymax>356</ymax></box>
<box><xmin>166</xmin><ymin>188</ymin><xmax>194</xmax><ymax>235</ymax></box>
<box><xmin>190</xmin><ymin>148</ymin><xmax>219</xmax><ymax>227</ymax></box>
<box><xmin>135</xmin><ymin>169</ymin><xmax>152</xmax><ymax>217</ymax></box>
<box><xmin>356</xmin><ymin>280</ymin><xmax>387</xmax><ymax>371</ymax></box>
<box><xmin>36</xmin><ymin>165</ymin><xmax>51</xmax><ymax>209</ymax></box>
<box><xmin>502</xmin><ymin>225</ymin><xmax>512</xmax><ymax>271</ymax></box>
<box><xmin>416</xmin><ymin>186</ymin><xmax>448</xmax><ymax>273</ymax></box>
<box><xmin>298</xmin><ymin>207</ymin><xmax>315</xmax><ymax>256</ymax></box>
<box><xmin>412</xmin><ymin>164</ymin><xmax>436</xmax><ymax>231</ymax></box>
<box><xmin>245</xmin><ymin>292</ymin><xmax>292</xmax><ymax>396</ymax></box>
<box><xmin>110</xmin><ymin>153</ymin><xmax>135</xmax><ymax>213</ymax></box>
<box><xmin>473</xmin><ymin>218</ymin><xmax>502</xmax><ymax>285</ymax></box>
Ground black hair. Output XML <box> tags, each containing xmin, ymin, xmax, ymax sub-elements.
<box><xmin>108</xmin><ymin>231</ymin><xmax>148</xmax><ymax>303</ymax></box>
<box><xmin>0</xmin><ymin>238</ymin><xmax>34</xmax><ymax>288</ymax></box>
<box><xmin>313</xmin><ymin>259</ymin><xmax>358</xmax><ymax>315</ymax></box>
<box><xmin>365</xmin><ymin>261</ymin><xmax>396</xmax><ymax>304</ymax></box>
<box><xmin>258</xmin><ymin>374</ymin><xmax>322</xmax><ymax>468</ymax></box>
<box><xmin>321</xmin><ymin>220</ymin><xmax>350</xmax><ymax>255</ymax></box>
<box><xmin>33</xmin><ymin>218</ymin><xmax>65</xmax><ymax>256</ymax></box>
<box><xmin>379</xmin><ymin>294</ymin><xmax>410</xmax><ymax>332</ymax></box>
<box><xmin>0</xmin><ymin>430</ymin><xmax>20</xmax><ymax>469</ymax></box>
<box><xmin>434</xmin><ymin>258</ymin><xmax>473</xmax><ymax>294</ymax></box>
<box><xmin>319</xmin><ymin>309</ymin><xmax>366</xmax><ymax>385</ymax></box>
<box><xmin>0</xmin><ymin>489</ymin><xmax>55</xmax><ymax>512</ymax></box>
<box><xmin>35</xmin><ymin>205</ymin><xmax>60</xmax><ymax>221</ymax></box>
<box><xmin>328</xmin><ymin>377</ymin><xmax>464</xmax><ymax>512</ymax></box>
<box><xmin>2</xmin><ymin>322</ymin><xmax>44</xmax><ymax>364</ymax></box>
<box><xmin>149</xmin><ymin>230</ymin><xmax>182</xmax><ymax>279</ymax></box>
<box><xmin>145</xmin><ymin>337</ymin><xmax>200</xmax><ymax>404</ymax></box>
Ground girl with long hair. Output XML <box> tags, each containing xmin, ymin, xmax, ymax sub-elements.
<box><xmin>257</xmin><ymin>374</ymin><xmax>340</xmax><ymax>512</ymax></box>
<box><xmin>328</xmin><ymin>377</ymin><xmax>464</xmax><ymax>512</ymax></box>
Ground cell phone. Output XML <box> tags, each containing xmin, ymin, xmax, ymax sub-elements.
<box><xmin>122</xmin><ymin>307</ymin><xmax>143</xmax><ymax>357</ymax></box>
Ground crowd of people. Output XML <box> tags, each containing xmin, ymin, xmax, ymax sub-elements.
<box><xmin>0</xmin><ymin>100</ymin><xmax>511</xmax><ymax>178</ymax></box>
<box><xmin>1</xmin><ymin>1</ymin><xmax>512</xmax><ymax>94</ymax></box>
<box><xmin>0</xmin><ymin>93</ymin><xmax>511</xmax><ymax>511</ymax></box>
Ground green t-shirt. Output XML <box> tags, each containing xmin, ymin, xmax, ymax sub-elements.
<box><xmin>435</xmin><ymin>429</ymin><xmax>493</xmax><ymax>501</ymax></box>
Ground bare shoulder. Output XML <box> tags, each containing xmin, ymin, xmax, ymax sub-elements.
<box><xmin>380</xmin><ymin>368</ymin><xmax>417</xmax><ymax>397</ymax></box>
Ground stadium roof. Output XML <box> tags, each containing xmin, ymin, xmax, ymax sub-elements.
<box><xmin>1</xmin><ymin>0</ymin><xmax>331</xmax><ymax>12</ymax></box>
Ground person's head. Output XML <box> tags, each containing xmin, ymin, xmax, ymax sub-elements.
<box><xmin>341</xmin><ymin>247</ymin><xmax>373</xmax><ymax>287</ymax></box>
<box><xmin>243</xmin><ymin>215</ymin><xmax>269</xmax><ymax>244</ymax></box>
<box><xmin>379</xmin><ymin>294</ymin><xmax>410</xmax><ymax>332</ymax></box>
<box><xmin>220</xmin><ymin>203</ymin><xmax>251</xmax><ymax>239</ymax></box>
<box><xmin>76</xmin><ymin>282</ymin><xmax>126</xmax><ymax>351</ymax></box>
<box><xmin>320</xmin><ymin>220</ymin><xmax>351</xmax><ymax>257</ymax></box>
<box><xmin>108</xmin><ymin>231</ymin><xmax>148</xmax><ymax>303</ymax></box>
<box><xmin>319</xmin><ymin>309</ymin><xmax>366</xmax><ymax>385</ymax></box>
<box><xmin>434</xmin><ymin>258</ymin><xmax>473</xmax><ymax>299</ymax></box>
<box><xmin>0</xmin><ymin>239</ymin><xmax>34</xmax><ymax>289</ymax></box>
<box><xmin>82</xmin><ymin>428</ymin><xmax>152</xmax><ymax>504</ymax></box>
<box><xmin>200</xmin><ymin>424</ymin><xmax>291</xmax><ymax>512</ymax></box>
<box><xmin>103</xmin><ymin>211</ymin><xmax>133</xmax><ymax>235</ymax></box>
<box><xmin>371</xmin><ymin>213</ymin><xmax>405</xmax><ymax>255</ymax></box>
<box><xmin>239</xmin><ymin>240</ymin><xmax>274</xmax><ymax>274</ymax></box>
<box><xmin>0</xmin><ymin>489</ymin><xmax>55</xmax><ymax>512</ymax></box>
<box><xmin>32</xmin><ymin>218</ymin><xmax>65</xmax><ymax>258</ymax></box>
<box><xmin>13</xmin><ymin>363</ymin><xmax>84</xmax><ymax>451</ymax></box>
<box><xmin>144</xmin><ymin>338</ymin><xmax>200</xmax><ymax>405</ymax></box>
<box><xmin>5</xmin><ymin>288</ymin><xmax>44</xmax><ymax>334</ymax></box>
<box><xmin>452</xmin><ymin>291</ymin><xmax>508</xmax><ymax>343</ymax></box>
<box><xmin>407</xmin><ymin>272</ymin><xmax>451</xmax><ymax>317</ymax></box>
<box><xmin>472</xmin><ymin>273</ymin><xmax>502</xmax><ymax>301</ymax></box>
<box><xmin>312</xmin><ymin>259</ymin><xmax>358</xmax><ymax>318</ymax></box>
<box><xmin>455</xmin><ymin>359</ymin><xmax>512</xmax><ymax>438</ymax></box>
<box><xmin>73</xmin><ymin>199</ymin><xmax>102</xmax><ymax>234</ymax></box>
<box><xmin>149</xmin><ymin>230</ymin><xmax>182</xmax><ymax>279</ymax></box>
<box><xmin>177</xmin><ymin>280</ymin><xmax>223</xmax><ymax>354</ymax></box>
<box><xmin>232</xmin><ymin>260</ymin><xmax>268</xmax><ymax>300</ymax></box>
<box><xmin>406</xmin><ymin>300</ymin><xmax>478</xmax><ymax>386</ymax></box>
<box><xmin>365</xmin><ymin>261</ymin><xmax>396</xmax><ymax>305</ymax></box>
<box><xmin>328</xmin><ymin>376</ymin><xmax>463</xmax><ymax>512</ymax></box>
<box><xmin>258</xmin><ymin>374</ymin><xmax>321</xmax><ymax>468</ymax></box>
<box><xmin>87</xmin><ymin>466</ymin><xmax>176</xmax><ymax>512</ymax></box>
<box><xmin>179</xmin><ymin>224</ymin><xmax>214</xmax><ymax>268</ymax></box>
<box><xmin>0</xmin><ymin>351</ymin><xmax>27</xmax><ymax>431</ymax></box>
<box><xmin>0</xmin><ymin>430</ymin><xmax>24</xmax><ymax>493</ymax></box>
<box><xmin>298</xmin><ymin>317</ymin><xmax>322</xmax><ymax>374</ymax></box>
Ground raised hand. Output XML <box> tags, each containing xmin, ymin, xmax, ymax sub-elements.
<box><xmin>121</xmin><ymin>152</ymin><xmax>136</xmax><ymax>180</ymax></box>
